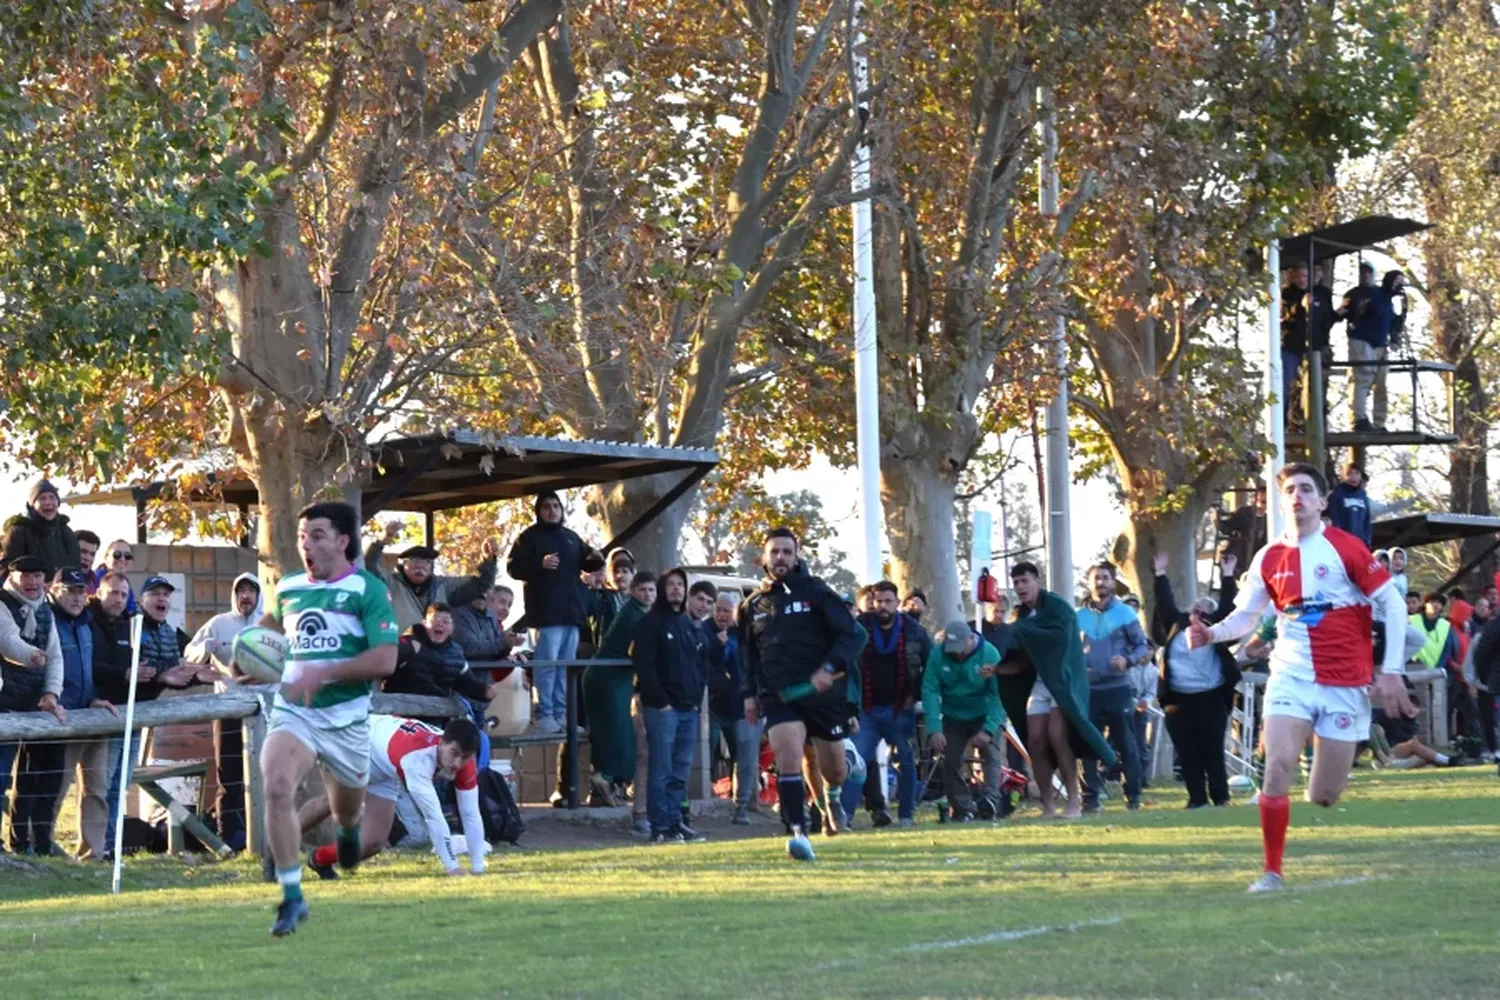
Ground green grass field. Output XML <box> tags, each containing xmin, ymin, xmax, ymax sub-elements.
<box><xmin>3</xmin><ymin>768</ymin><xmax>1496</xmax><ymax>999</ymax></box>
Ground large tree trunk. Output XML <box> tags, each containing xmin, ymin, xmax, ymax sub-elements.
<box><xmin>216</xmin><ymin>203</ymin><xmax>360</xmax><ymax>583</ymax></box>
<box><xmin>1425</xmin><ymin>228</ymin><xmax>1494</xmax><ymax>588</ymax></box>
<box><xmin>1113</xmin><ymin>500</ymin><xmax>1203</xmax><ymax>615</ymax></box>
<box><xmin>883</xmin><ymin>459</ymin><xmax>963</xmax><ymax>624</ymax></box>
<box><xmin>588</xmin><ymin>474</ymin><xmax>694</xmax><ymax>575</ymax></box>
<box><xmin>1449</xmin><ymin>354</ymin><xmax>1493</xmax><ymax>581</ymax></box>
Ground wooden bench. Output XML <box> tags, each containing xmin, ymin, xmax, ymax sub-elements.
<box><xmin>133</xmin><ymin>761</ymin><xmax>233</xmax><ymax>858</ymax></box>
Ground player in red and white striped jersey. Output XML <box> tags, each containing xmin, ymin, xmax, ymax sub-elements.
<box><xmin>300</xmin><ymin>714</ymin><xmax>487</xmax><ymax>877</ymax></box>
<box><xmin>1190</xmin><ymin>463</ymin><xmax>1416</xmax><ymax>894</ymax></box>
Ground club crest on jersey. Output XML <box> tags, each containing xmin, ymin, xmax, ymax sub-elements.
<box><xmin>291</xmin><ymin>610</ymin><xmax>341</xmax><ymax>652</ymax></box>
<box><xmin>1314</xmin><ymin>564</ymin><xmax>1330</xmax><ymax>579</ymax></box>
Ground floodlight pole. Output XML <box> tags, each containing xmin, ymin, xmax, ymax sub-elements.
<box><xmin>1039</xmin><ymin>87</ymin><xmax>1073</xmax><ymax>594</ymax></box>
<box><xmin>851</xmin><ymin>0</ymin><xmax>883</xmax><ymax>583</ymax></box>
<box><xmin>1265</xmin><ymin>240</ymin><xmax>1286</xmax><ymax>540</ymax></box>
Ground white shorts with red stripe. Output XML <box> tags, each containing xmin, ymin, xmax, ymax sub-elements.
<box><xmin>1263</xmin><ymin>671</ymin><xmax>1371</xmax><ymax>743</ymax></box>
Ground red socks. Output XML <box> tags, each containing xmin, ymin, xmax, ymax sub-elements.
<box><xmin>311</xmin><ymin>843</ymin><xmax>337</xmax><ymax>868</ymax></box>
<box><xmin>1259</xmin><ymin>794</ymin><xmax>1290</xmax><ymax>875</ymax></box>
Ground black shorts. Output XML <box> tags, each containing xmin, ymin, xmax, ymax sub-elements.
<box><xmin>1373</xmin><ymin>708</ymin><xmax>1418</xmax><ymax>745</ymax></box>
<box><xmin>763</xmin><ymin>699</ymin><xmax>851</xmax><ymax>742</ymax></box>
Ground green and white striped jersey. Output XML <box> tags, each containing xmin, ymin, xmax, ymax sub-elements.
<box><xmin>271</xmin><ymin>567</ymin><xmax>398</xmax><ymax>729</ymax></box>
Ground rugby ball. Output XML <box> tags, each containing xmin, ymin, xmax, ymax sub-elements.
<box><xmin>1228</xmin><ymin>774</ymin><xmax>1255</xmax><ymax>794</ymax></box>
<box><xmin>234</xmin><ymin>626</ymin><xmax>288</xmax><ymax>683</ymax></box>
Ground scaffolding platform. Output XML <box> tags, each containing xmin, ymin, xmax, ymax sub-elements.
<box><xmin>1286</xmin><ymin>429</ymin><xmax>1457</xmax><ymax>449</ymax></box>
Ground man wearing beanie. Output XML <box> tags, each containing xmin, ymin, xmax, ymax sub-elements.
<box><xmin>506</xmin><ymin>491</ymin><xmax>605</xmax><ymax>735</ymax></box>
<box><xmin>3</xmin><ymin>479</ymin><xmax>81</xmax><ymax>580</ymax></box>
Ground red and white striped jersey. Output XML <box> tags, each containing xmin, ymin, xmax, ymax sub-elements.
<box><xmin>1242</xmin><ymin>526</ymin><xmax>1392</xmax><ymax>687</ymax></box>
<box><xmin>369</xmin><ymin>714</ymin><xmax>478</xmax><ymax>791</ymax></box>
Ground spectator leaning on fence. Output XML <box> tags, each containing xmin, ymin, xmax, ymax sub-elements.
<box><xmin>87</xmin><ymin>571</ymin><xmax>135</xmax><ymax>848</ymax></box>
<box><xmin>506</xmin><ymin>491</ymin><xmax>606</xmax><ymax>737</ymax></box>
<box><xmin>184</xmin><ymin>572</ymin><xmax>262</xmax><ymax>851</ymax></box>
<box><xmin>0</xmin><ymin>555</ymin><xmax>66</xmax><ymax>855</ymax></box>
<box><xmin>3</xmin><ymin>479</ymin><xmax>81</xmax><ymax>581</ymax></box>
<box><xmin>49</xmin><ymin>568</ymin><xmax>118</xmax><ymax>859</ymax></box>
<box><xmin>366</xmin><ymin>523</ymin><xmax>500</xmax><ymax>635</ymax></box>
<box><xmin>924</xmin><ymin>620</ymin><xmax>1005</xmax><ymax>822</ymax></box>
<box><xmin>453</xmin><ymin>584</ymin><xmax>523</xmax><ymax>666</ymax></box>
<box><xmin>385</xmin><ymin>603</ymin><xmax>497</xmax><ymax>720</ymax></box>
<box><xmin>137</xmin><ymin>576</ymin><xmax>199</xmax><ymax>697</ymax></box>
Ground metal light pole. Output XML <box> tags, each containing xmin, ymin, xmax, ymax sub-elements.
<box><xmin>1039</xmin><ymin>87</ymin><xmax>1073</xmax><ymax>594</ymax></box>
<box><xmin>851</xmin><ymin>1</ymin><xmax>882</xmax><ymax>583</ymax></box>
<box><xmin>1265</xmin><ymin>240</ymin><xmax>1286</xmax><ymax>539</ymax></box>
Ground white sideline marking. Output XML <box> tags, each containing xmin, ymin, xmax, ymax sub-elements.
<box><xmin>818</xmin><ymin>916</ymin><xmax>1123</xmax><ymax>968</ymax></box>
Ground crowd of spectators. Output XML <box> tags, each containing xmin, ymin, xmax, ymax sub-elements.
<box><xmin>1280</xmin><ymin>263</ymin><xmax>1407</xmax><ymax>434</ymax></box>
<box><xmin>3</xmin><ymin>475</ymin><xmax>1498</xmax><ymax>861</ymax></box>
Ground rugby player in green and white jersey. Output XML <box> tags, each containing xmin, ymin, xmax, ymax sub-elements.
<box><xmin>258</xmin><ymin>502</ymin><xmax>400</xmax><ymax>937</ymax></box>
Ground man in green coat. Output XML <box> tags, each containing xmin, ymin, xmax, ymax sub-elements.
<box><xmin>1009</xmin><ymin>561</ymin><xmax>1115</xmax><ymax>821</ymax></box>
<box><xmin>584</xmin><ymin>572</ymin><xmax>655</xmax><ymax>809</ymax></box>
<box><xmin>924</xmin><ymin>621</ymin><xmax>1005</xmax><ymax>821</ymax></box>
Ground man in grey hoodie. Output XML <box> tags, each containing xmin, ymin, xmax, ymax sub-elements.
<box><xmin>185</xmin><ymin>572</ymin><xmax>262</xmax><ymax>850</ymax></box>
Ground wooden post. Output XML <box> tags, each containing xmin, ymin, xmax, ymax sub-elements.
<box><xmin>564</xmin><ymin>665</ymin><xmax>580</xmax><ymax>810</ymax></box>
<box><xmin>243</xmin><ymin>695</ymin><xmax>269</xmax><ymax>859</ymax></box>
<box><xmin>693</xmin><ymin>688</ymin><xmax>711</xmax><ymax>804</ymax></box>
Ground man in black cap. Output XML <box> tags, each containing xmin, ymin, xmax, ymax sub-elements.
<box><xmin>366</xmin><ymin>521</ymin><xmax>500</xmax><ymax>633</ymax></box>
<box><xmin>506</xmin><ymin>492</ymin><xmax>605</xmax><ymax>736</ymax></box>
<box><xmin>48</xmin><ymin>568</ymin><xmax>118</xmax><ymax>858</ymax></box>
<box><xmin>136</xmin><ymin>575</ymin><xmax>199</xmax><ymax>697</ymax></box>
<box><xmin>3</xmin><ymin>479</ymin><xmax>81</xmax><ymax>580</ymax></box>
<box><xmin>1</xmin><ymin>555</ymin><xmax>66</xmax><ymax>853</ymax></box>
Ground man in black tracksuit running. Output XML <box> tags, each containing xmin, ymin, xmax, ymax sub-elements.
<box><xmin>739</xmin><ymin>527</ymin><xmax>863</xmax><ymax>862</ymax></box>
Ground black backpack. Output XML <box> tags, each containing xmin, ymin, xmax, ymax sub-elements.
<box><xmin>477</xmin><ymin>769</ymin><xmax>525</xmax><ymax>845</ymax></box>
<box><xmin>440</xmin><ymin>770</ymin><xmax>525</xmax><ymax>846</ymax></box>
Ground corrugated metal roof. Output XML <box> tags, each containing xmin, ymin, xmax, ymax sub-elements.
<box><xmin>67</xmin><ymin>430</ymin><xmax>719</xmax><ymax>515</ymax></box>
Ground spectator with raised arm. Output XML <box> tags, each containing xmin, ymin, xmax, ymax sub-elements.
<box><xmin>366</xmin><ymin>523</ymin><xmax>499</xmax><ymax>634</ymax></box>
<box><xmin>1152</xmin><ymin>551</ymin><xmax>1243</xmax><ymax>809</ymax></box>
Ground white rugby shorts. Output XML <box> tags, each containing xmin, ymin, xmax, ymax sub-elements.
<box><xmin>268</xmin><ymin>708</ymin><xmax>372</xmax><ymax>789</ymax></box>
<box><xmin>1263</xmin><ymin>671</ymin><xmax>1371</xmax><ymax>743</ymax></box>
